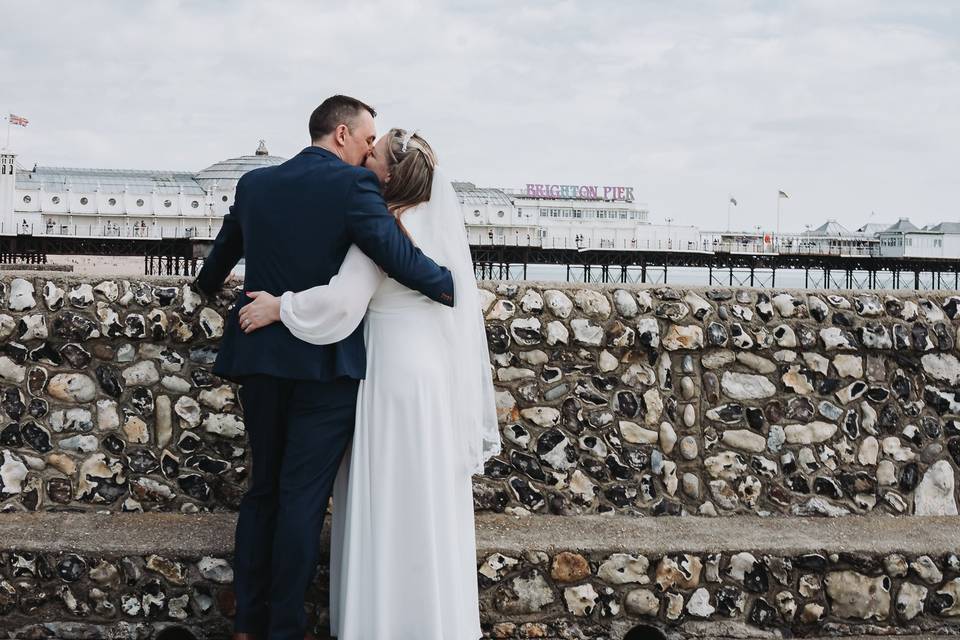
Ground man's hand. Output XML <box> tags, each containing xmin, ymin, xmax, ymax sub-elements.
<box><xmin>238</xmin><ymin>291</ymin><xmax>281</xmax><ymax>333</ymax></box>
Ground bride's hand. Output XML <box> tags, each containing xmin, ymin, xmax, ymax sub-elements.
<box><xmin>238</xmin><ymin>291</ymin><xmax>281</xmax><ymax>333</ymax></box>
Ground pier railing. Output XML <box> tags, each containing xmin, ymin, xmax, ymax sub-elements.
<box><xmin>466</xmin><ymin>233</ymin><xmax>885</xmax><ymax>258</ymax></box>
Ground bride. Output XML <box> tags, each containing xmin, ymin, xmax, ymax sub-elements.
<box><xmin>238</xmin><ymin>129</ymin><xmax>500</xmax><ymax>639</ymax></box>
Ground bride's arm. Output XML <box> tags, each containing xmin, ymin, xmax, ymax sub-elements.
<box><xmin>281</xmin><ymin>245</ymin><xmax>384</xmax><ymax>345</ymax></box>
<box><xmin>239</xmin><ymin>245</ymin><xmax>383</xmax><ymax>345</ymax></box>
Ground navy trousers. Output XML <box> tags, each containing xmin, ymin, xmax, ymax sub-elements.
<box><xmin>233</xmin><ymin>375</ymin><xmax>359</xmax><ymax>640</ymax></box>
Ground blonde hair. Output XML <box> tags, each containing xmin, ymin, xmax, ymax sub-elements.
<box><xmin>382</xmin><ymin>129</ymin><xmax>437</xmax><ymax>214</ymax></box>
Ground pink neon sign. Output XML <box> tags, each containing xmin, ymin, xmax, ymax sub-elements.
<box><xmin>524</xmin><ymin>184</ymin><xmax>635</xmax><ymax>202</ymax></box>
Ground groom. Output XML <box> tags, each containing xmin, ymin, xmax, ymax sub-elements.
<box><xmin>194</xmin><ymin>95</ymin><xmax>455</xmax><ymax>640</ymax></box>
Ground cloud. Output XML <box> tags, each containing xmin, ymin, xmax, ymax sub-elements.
<box><xmin>1</xmin><ymin>0</ymin><xmax>958</xmax><ymax>232</ymax></box>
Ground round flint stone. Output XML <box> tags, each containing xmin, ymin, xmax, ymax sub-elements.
<box><xmin>177</xmin><ymin>433</ymin><xmax>202</xmax><ymax>454</ymax></box>
<box><xmin>161</xmin><ymin>450</ymin><xmax>180</xmax><ymax>478</ymax></box>
<box><xmin>155</xmin><ymin>286</ymin><xmax>178</xmax><ymax>306</ymax></box>
<box><xmin>543</xmin><ymin>290</ymin><xmax>573</xmax><ymax>318</ymax></box>
<box><xmin>178</xmin><ymin>474</ymin><xmax>212</xmax><ymax>501</ymax></box>
<box><xmin>48</xmin><ymin>373</ymin><xmax>97</xmax><ymax>403</ymax></box>
<box><xmin>0</xmin><ymin>355</ymin><xmax>25</xmax><ymax>386</ymax></box>
<box><xmin>126</xmin><ymin>449</ymin><xmax>160</xmax><ymax>474</ymax></box>
<box><xmin>185</xmin><ymin>454</ymin><xmax>231</xmax><ymax>475</ymax></box>
<box><xmin>191</xmin><ymin>369</ymin><xmax>218</xmax><ymax>388</ymax></box>
<box><xmin>128</xmin><ymin>282</ymin><xmax>154</xmax><ymax>306</ymax></box>
<box><xmin>130</xmin><ymin>387</ymin><xmax>155</xmax><ymax>414</ymax></box>
<box><xmin>0</xmin><ymin>423</ymin><xmax>22</xmax><ymax>447</ymax></box>
<box><xmin>510</xmin><ymin>318</ymin><xmax>542</xmax><ymax>346</ymax></box>
<box><xmin>199</xmin><ymin>307</ymin><xmax>225</xmax><ymax>339</ymax></box>
<box><xmin>706</xmin><ymin>322</ymin><xmax>728</xmax><ymax>346</ymax></box>
<box><xmin>51</xmin><ymin>311</ymin><xmax>99</xmax><ymax>341</ymax></box>
<box><xmin>59</xmin><ymin>344</ymin><xmax>92</xmax><ymax>369</ymax></box>
<box><xmin>486</xmin><ymin>324</ymin><xmax>510</xmax><ymax>353</ymax></box>
<box><xmin>122</xmin><ymin>361</ymin><xmax>160</xmax><ymax>386</ymax></box>
<box><xmin>8</xmin><ymin>278</ymin><xmax>36</xmax><ymax>311</ymax></box>
<box><xmin>123</xmin><ymin>314</ymin><xmax>147</xmax><ymax>339</ymax></box>
<box><xmin>189</xmin><ymin>346</ymin><xmax>219</xmax><ymax>365</ymax></box>
<box><xmin>43</xmin><ymin>281</ymin><xmax>65</xmax><ymax>310</ymax></box>
<box><xmin>57</xmin><ymin>554</ymin><xmax>87</xmax><ymax>582</ymax></box>
<box><xmin>103</xmin><ymin>434</ymin><xmax>126</xmax><ymax>455</ymax></box>
<box><xmin>95</xmin><ymin>365</ymin><xmax>124</xmax><ymax>398</ymax></box>
<box><xmin>749</xmin><ymin>598</ymin><xmax>779</xmax><ymax>627</ymax></box>
<box><xmin>509</xmin><ymin>477</ymin><xmax>545</xmax><ymax>510</ymax></box>
<box><xmin>2</xmin><ymin>388</ymin><xmax>24</xmax><ymax>421</ymax></box>
<box><xmin>3</xmin><ymin>342</ymin><xmax>28</xmax><ymax>365</ymax></box>
<box><xmin>29</xmin><ymin>342</ymin><xmax>62</xmax><ymax>366</ymax></box>
<box><xmin>20</xmin><ymin>422</ymin><xmax>52</xmax><ymax>453</ymax></box>
<box><xmin>198</xmin><ymin>557</ymin><xmax>234</xmax><ymax>584</ymax></box>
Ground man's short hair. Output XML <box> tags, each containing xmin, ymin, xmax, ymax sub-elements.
<box><xmin>309</xmin><ymin>95</ymin><xmax>377</xmax><ymax>140</ymax></box>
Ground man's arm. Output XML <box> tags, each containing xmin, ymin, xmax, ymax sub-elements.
<box><xmin>195</xmin><ymin>181</ymin><xmax>245</xmax><ymax>295</ymax></box>
<box><xmin>344</xmin><ymin>170</ymin><xmax>454</xmax><ymax>307</ymax></box>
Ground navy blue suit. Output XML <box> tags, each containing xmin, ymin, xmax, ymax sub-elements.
<box><xmin>194</xmin><ymin>146</ymin><xmax>454</xmax><ymax>639</ymax></box>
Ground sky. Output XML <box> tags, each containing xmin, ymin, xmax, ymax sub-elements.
<box><xmin>1</xmin><ymin>0</ymin><xmax>958</xmax><ymax>233</ymax></box>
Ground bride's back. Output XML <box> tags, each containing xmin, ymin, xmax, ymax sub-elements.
<box><xmin>368</xmin><ymin>202</ymin><xmax>444</xmax><ymax>313</ymax></box>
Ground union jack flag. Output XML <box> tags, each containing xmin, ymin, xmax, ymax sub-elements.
<box><xmin>8</xmin><ymin>114</ymin><xmax>28</xmax><ymax>127</ymax></box>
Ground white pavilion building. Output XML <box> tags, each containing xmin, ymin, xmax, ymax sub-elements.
<box><xmin>0</xmin><ymin>142</ymin><xmax>284</xmax><ymax>239</ymax></box>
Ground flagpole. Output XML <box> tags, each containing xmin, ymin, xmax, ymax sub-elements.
<box><xmin>776</xmin><ymin>195</ymin><xmax>781</xmax><ymax>238</ymax></box>
<box><xmin>4</xmin><ymin>116</ymin><xmax>9</xmax><ymax>150</ymax></box>
<box><xmin>726</xmin><ymin>199</ymin><xmax>731</xmax><ymax>232</ymax></box>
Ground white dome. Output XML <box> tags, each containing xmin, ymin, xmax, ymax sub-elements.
<box><xmin>194</xmin><ymin>140</ymin><xmax>285</xmax><ymax>190</ymax></box>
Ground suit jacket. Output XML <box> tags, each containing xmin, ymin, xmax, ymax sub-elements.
<box><xmin>194</xmin><ymin>146</ymin><xmax>455</xmax><ymax>382</ymax></box>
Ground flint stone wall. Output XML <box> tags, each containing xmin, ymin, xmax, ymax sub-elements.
<box><xmin>483</xmin><ymin>282</ymin><xmax>960</xmax><ymax>520</ymax></box>
<box><xmin>2</xmin><ymin>274</ymin><xmax>960</xmax><ymax>638</ymax></box>
<box><xmin>2</xmin><ymin>514</ymin><xmax>960</xmax><ymax>639</ymax></box>
<box><xmin>0</xmin><ymin>275</ymin><xmax>957</xmax><ymax>518</ymax></box>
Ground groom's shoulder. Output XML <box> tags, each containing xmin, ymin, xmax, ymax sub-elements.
<box><xmin>322</xmin><ymin>164</ymin><xmax>379</xmax><ymax>195</ymax></box>
<box><xmin>235</xmin><ymin>164</ymin><xmax>275</xmax><ymax>191</ymax></box>
<box><xmin>343</xmin><ymin>164</ymin><xmax>379</xmax><ymax>185</ymax></box>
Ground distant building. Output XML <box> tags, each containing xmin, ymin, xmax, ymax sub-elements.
<box><xmin>0</xmin><ymin>141</ymin><xmax>283</xmax><ymax>239</ymax></box>
<box><xmin>856</xmin><ymin>223</ymin><xmax>891</xmax><ymax>236</ymax></box>
<box><xmin>796</xmin><ymin>219</ymin><xmax>878</xmax><ymax>255</ymax></box>
<box><xmin>3</xmin><ymin>145</ymin><xmax>684</xmax><ymax>250</ymax></box>
<box><xmin>877</xmin><ymin>217</ymin><xmax>960</xmax><ymax>258</ymax></box>
<box><xmin>456</xmin><ymin>181</ymin><xmax>699</xmax><ymax>251</ymax></box>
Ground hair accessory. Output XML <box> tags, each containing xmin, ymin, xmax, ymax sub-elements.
<box><xmin>399</xmin><ymin>129</ymin><xmax>418</xmax><ymax>153</ymax></box>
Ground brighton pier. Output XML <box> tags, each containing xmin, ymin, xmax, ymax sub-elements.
<box><xmin>3</xmin><ymin>145</ymin><xmax>960</xmax><ymax>291</ymax></box>
<box><xmin>0</xmin><ymin>273</ymin><xmax>957</xmax><ymax>638</ymax></box>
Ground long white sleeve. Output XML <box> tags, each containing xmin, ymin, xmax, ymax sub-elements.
<box><xmin>279</xmin><ymin>244</ymin><xmax>384</xmax><ymax>345</ymax></box>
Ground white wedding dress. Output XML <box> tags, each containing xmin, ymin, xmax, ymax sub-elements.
<box><xmin>277</xmin><ymin>170</ymin><xmax>499</xmax><ymax>640</ymax></box>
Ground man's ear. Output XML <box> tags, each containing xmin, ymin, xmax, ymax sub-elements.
<box><xmin>335</xmin><ymin>123</ymin><xmax>349</xmax><ymax>147</ymax></box>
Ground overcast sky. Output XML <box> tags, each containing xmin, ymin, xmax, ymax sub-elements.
<box><xmin>1</xmin><ymin>0</ymin><xmax>958</xmax><ymax>233</ymax></box>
